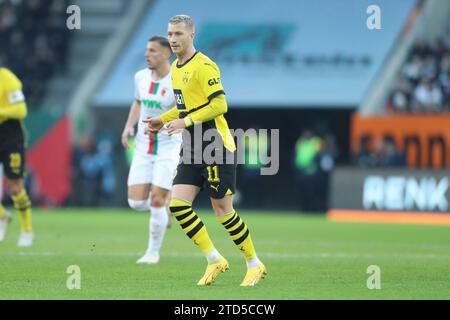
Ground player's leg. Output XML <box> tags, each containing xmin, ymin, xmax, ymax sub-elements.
<box><xmin>166</xmin><ymin>190</ymin><xmax>173</xmax><ymax>229</ymax></box>
<box><xmin>128</xmin><ymin>184</ymin><xmax>151</xmax><ymax>211</ymax></box>
<box><xmin>136</xmin><ymin>185</ymin><xmax>170</xmax><ymax>264</ymax></box>
<box><xmin>207</xmin><ymin>164</ymin><xmax>267</xmax><ymax>286</ymax></box>
<box><xmin>137</xmin><ymin>155</ymin><xmax>178</xmax><ymax>264</ymax></box>
<box><xmin>0</xmin><ymin>202</ymin><xmax>11</xmax><ymax>242</ymax></box>
<box><xmin>127</xmin><ymin>151</ymin><xmax>157</xmax><ymax>263</ymax></box>
<box><xmin>168</xmin><ymin>164</ymin><xmax>228</xmax><ymax>285</ymax></box>
<box><xmin>127</xmin><ymin>150</ymin><xmax>153</xmax><ymax>211</ymax></box>
<box><xmin>7</xmin><ymin>178</ymin><xmax>33</xmax><ymax>247</ymax></box>
<box><xmin>0</xmin><ymin>163</ymin><xmax>12</xmax><ymax>242</ymax></box>
<box><xmin>3</xmin><ymin>146</ymin><xmax>33</xmax><ymax>246</ymax></box>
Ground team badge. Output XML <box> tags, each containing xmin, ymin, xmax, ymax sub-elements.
<box><xmin>182</xmin><ymin>72</ymin><xmax>190</xmax><ymax>84</ymax></box>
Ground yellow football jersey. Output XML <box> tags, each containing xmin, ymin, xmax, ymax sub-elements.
<box><xmin>0</xmin><ymin>67</ymin><xmax>27</xmax><ymax>125</ymax></box>
<box><xmin>171</xmin><ymin>52</ymin><xmax>236</xmax><ymax>152</ymax></box>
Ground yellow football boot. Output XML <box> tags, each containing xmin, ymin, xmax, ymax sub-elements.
<box><xmin>240</xmin><ymin>263</ymin><xmax>267</xmax><ymax>286</ymax></box>
<box><xmin>197</xmin><ymin>257</ymin><xmax>229</xmax><ymax>286</ymax></box>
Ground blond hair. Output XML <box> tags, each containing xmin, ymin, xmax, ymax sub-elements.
<box><xmin>169</xmin><ymin>15</ymin><xmax>195</xmax><ymax>31</ymax></box>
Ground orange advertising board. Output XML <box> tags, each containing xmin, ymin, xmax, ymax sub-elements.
<box><xmin>351</xmin><ymin>113</ymin><xmax>450</xmax><ymax>168</ymax></box>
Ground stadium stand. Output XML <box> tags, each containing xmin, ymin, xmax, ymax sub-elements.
<box><xmin>386</xmin><ymin>38</ymin><xmax>450</xmax><ymax>113</ymax></box>
<box><xmin>0</xmin><ymin>0</ymin><xmax>70</xmax><ymax>107</ymax></box>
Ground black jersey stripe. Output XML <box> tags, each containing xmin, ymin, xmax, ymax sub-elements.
<box><xmin>183</xmin><ymin>90</ymin><xmax>226</xmax><ymax>117</ymax></box>
<box><xmin>207</xmin><ymin>90</ymin><xmax>225</xmax><ymax>101</ymax></box>
<box><xmin>186</xmin><ymin>101</ymin><xmax>209</xmax><ymax>115</ymax></box>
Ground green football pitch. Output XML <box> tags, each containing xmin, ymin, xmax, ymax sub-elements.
<box><xmin>1</xmin><ymin>209</ymin><xmax>449</xmax><ymax>300</ymax></box>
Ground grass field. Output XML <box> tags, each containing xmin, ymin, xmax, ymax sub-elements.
<box><xmin>1</xmin><ymin>209</ymin><xmax>450</xmax><ymax>300</ymax></box>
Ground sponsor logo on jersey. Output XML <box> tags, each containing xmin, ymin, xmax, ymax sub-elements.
<box><xmin>208</xmin><ymin>78</ymin><xmax>221</xmax><ymax>86</ymax></box>
<box><xmin>142</xmin><ymin>99</ymin><xmax>162</xmax><ymax>109</ymax></box>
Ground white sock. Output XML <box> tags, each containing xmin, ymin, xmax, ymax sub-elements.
<box><xmin>147</xmin><ymin>206</ymin><xmax>169</xmax><ymax>254</ymax></box>
<box><xmin>206</xmin><ymin>249</ymin><xmax>222</xmax><ymax>263</ymax></box>
<box><xmin>246</xmin><ymin>257</ymin><xmax>262</xmax><ymax>269</ymax></box>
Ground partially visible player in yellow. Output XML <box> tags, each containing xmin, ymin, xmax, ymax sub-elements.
<box><xmin>0</xmin><ymin>67</ymin><xmax>33</xmax><ymax>246</ymax></box>
<box><xmin>146</xmin><ymin>15</ymin><xmax>266</xmax><ymax>286</ymax></box>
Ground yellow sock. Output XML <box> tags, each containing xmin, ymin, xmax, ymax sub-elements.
<box><xmin>11</xmin><ymin>189</ymin><xmax>32</xmax><ymax>233</ymax></box>
<box><xmin>217</xmin><ymin>211</ymin><xmax>257</xmax><ymax>261</ymax></box>
<box><xmin>0</xmin><ymin>203</ymin><xmax>5</xmax><ymax>219</ymax></box>
<box><xmin>169</xmin><ymin>199</ymin><xmax>216</xmax><ymax>255</ymax></box>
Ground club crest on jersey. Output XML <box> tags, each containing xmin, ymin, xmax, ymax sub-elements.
<box><xmin>182</xmin><ymin>72</ymin><xmax>190</xmax><ymax>84</ymax></box>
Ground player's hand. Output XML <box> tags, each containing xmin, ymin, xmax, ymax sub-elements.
<box><xmin>166</xmin><ymin>119</ymin><xmax>186</xmax><ymax>136</ymax></box>
<box><xmin>143</xmin><ymin>117</ymin><xmax>163</xmax><ymax>135</ymax></box>
<box><xmin>121</xmin><ymin>126</ymin><xmax>135</xmax><ymax>149</ymax></box>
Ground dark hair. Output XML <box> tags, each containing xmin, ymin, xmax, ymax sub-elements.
<box><xmin>149</xmin><ymin>36</ymin><xmax>172</xmax><ymax>52</ymax></box>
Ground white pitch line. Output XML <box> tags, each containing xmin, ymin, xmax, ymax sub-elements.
<box><xmin>2</xmin><ymin>251</ymin><xmax>450</xmax><ymax>261</ymax></box>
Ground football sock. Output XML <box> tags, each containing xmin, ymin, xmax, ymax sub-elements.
<box><xmin>217</xmin><ymin>211</ymin><xmax>259</xmax><ymax>266</ymax></box>
<box><xmin>0</xmin><ymin>203</ymin><xmax>5</xmax><ymax>219</ymax></box>
<box><xmin>169</xmin><ymin>199</ymin><xmax>217</xmax><ymax>260</ymax></box>
<box><xmin>148</xmin><ymin>205</ymin><xmax>169</xmax><ymax>253</ymax></box>
<box><xmin>206</xmin><ymin>249</ymin><xmax>222</xmax><ymax>263</ymax></box>
<box><xmin>11</xmin><ymin>189</ymin><xmax>32</xmax><ymax>233</ymax></box>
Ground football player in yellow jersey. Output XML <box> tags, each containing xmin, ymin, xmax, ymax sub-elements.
<box><xmin>0</xmin><ymin>67</ymin><xmax>34</xmax><ymax>246</ymax></box>
<box><xmin>146</xmin><ymin>15</ymin><xmax>267</xmax><ymax>286</ymax></box>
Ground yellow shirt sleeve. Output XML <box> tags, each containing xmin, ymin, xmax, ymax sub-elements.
<box><xmin>160</xmin><ymin>106</ymin><xmax>179</xmax><ymax>123</ymax></box>
<box><xmin>184</xmin><ymin>94</ymin><xmax>227</xmax><ymax>127</ymax></box>
<box><xmin>197</xmin><ymin>61</ymin><xmax>225</xmax><ymax>100</ymax></box>
<box><xmin>0</xmin><ymin>68</ymin><xmax>28</xmax><ymax>120</ymax></box>
<box><xmin>181</xmin><ymin>60</ymin><xmax>227</xmax><ymax>127</ymax></box>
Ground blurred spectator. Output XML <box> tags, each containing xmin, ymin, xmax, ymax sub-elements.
<box><xmin>354</xmin><ymin>136</ymin><xmax>406</xmax><ymax>169</ymax></box>
<box><xmin>413</xmin><ymin>78</ymin><xmax>443</xmax><ymax>112</ymax></box>
<box><xmin>96</xmin><ymin>139</ymin><xmax>117</xmax><ymax>207</ymax></box>
<box><xmin>238</xmin><ymin>124</ymin><xmax>270</xmax><ymax>208</ymax></box>
<box><xmin>316</xmin><ymin>134</ymin><xmax>338</xmax><ymax>211</ymax></box>
<box><xmin>374</xmin><ymin>137</ymin><xmax>406</xmax><ymax>167</ymax></box>
<box><xmin>294</xmin><ymin>130</ymin><xmax>322</xmax><ymax>212</ymax></box>
<box><xmin>352</xmin><ymin>136</ymin><xmax>377</xmax><ymax>168</ymax></box>
<box><xmin>71</xmin><ymin>135</ymin><xmax>117</xmax><ymax>207</ymax></box>
<box><xmin>386</xmin><ymin>38</ymin><xmax>450</xmax><ymax>114</ymax></box>
<box><xmin>0</xmin><ymin>0</ymin><xmax>70</xmax><ymax>107</ymax></box>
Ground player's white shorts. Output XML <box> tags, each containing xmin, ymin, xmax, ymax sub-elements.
<box><xmin>127</xmin><ymin>141</ymin><xmax>180</xmax><ymax>190</ymax></box>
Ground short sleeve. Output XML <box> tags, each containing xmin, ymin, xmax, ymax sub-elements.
<box><xmin>2</xmin><ymin>69</ymin><xmax>25</xmax><ymax>104</ymax></box>
<box><xmin>197</xmin><ymin>61</ymin><xmax>225</xmax><ymax>101</ymax></box>
<box><xmin>134</xmin><ymin>73</ymin><xmax>140</xmax><ymax>101</ymax></box>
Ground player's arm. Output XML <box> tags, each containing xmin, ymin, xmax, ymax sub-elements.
<box><xmin>0</xmin><ymin>89</ymin><xmax>27</xmax><ymax>119</ymax></box>
<box><xmin>183</xmin><ymin>93</ymin><xmax>227</xmax><ymax>127</ymax></box>
<box><xmin>184</xmin><ymin>61</ymin><xmax>226</xmax><ymax>127</ymax></box>
<box><xmin>165</xmin><ymin>62</ymin><xmax>226</xmax><ymax>135</ymax></box>
<box><xmin>160</xmin><ymin>106</ymin><xmax>179</xmax><ymax>124</ymax></box>
<box><xmin>145</xmin><ymin>97</ymin><xmax>179</xmax><ymax>134</ymax></box>
<box><xmin>121</xmin><ymin>99</ymin><xmax>141</xmax><ymax>149</ymax></box>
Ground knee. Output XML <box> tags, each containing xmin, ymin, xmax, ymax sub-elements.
<box><xmin>150</xmin><ymin>194</ymin><xmax>166</xmax><ymax>208</ymax></box>
<box><xmin>213</xmin><ymin>206</ymin><xmax>228</xmax><ymax>216</ymax></box>
<box><xmin>211</xmin><ymin>202</ymin><xmax>233</xmax><ymax>217</ymax></box>
<box><xmin>9</xmin><ymin>181</ymin><xmax>23</xmax><ymax>197</ymax></box>
<box><xmin>128</xmin><ymin>199</ymin><xmax>149</xmax><ymax>211</ymax></box>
